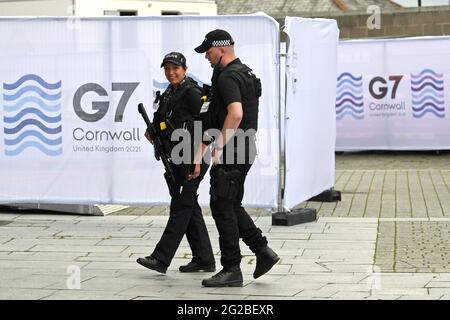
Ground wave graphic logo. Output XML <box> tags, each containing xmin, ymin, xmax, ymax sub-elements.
<box><xmin>3</xmin><ymin>74</ymin><xmax>62</xmax><ymax>156</ymax></box>
<box><xmin>411</xmin><ymin>69</ymin><xmax>445</xmax><ymax>118</ymax></box>
<box><xmin>336</xmin><ymin>72</ymin><xmax>364</xmax><ymax>120</ymax></box>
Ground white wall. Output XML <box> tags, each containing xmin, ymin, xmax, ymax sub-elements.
<box><xmin>0</xmin><ymin>0</ymin><xmax>73</xmax><ymax>15</ymax></box>
<box><xmin>76</xmin><ymin>0</ymin><xmax>217</xmax><ymax>16</ymax></box>
<box><xmin>0</xmin><ymin>0</ymin><xmax>217</xmax><ymax>16</ymax></box>
<box><xmin>391</xmin><ymin>0</ymin><xmax>450</xmax><ymax>7</ymax></box>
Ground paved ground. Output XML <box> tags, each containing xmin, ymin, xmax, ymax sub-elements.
<box><xmin>1</xmin><ymin>151</ymin><xmax>450</xmax><ymax>300</ymax></box>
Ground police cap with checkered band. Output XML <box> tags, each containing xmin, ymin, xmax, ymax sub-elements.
<box><xmin>194</xmin><ymin>29</ymin><xmax>235</xmax><ymax>53</ymax></box>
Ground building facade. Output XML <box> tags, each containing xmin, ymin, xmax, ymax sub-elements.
<box><xmin>0</xmin><ymin>0</ymin><xmax>217</xmax><ymax>16</ymax></box>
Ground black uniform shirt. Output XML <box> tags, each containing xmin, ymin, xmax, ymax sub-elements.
<box><xmin>213</xmin><ymin>59</ymin><xmax>246</xmax><ymax>122</ymax></box>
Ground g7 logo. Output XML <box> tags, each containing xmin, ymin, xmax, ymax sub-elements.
<box><xmin>73</xmin><ymin>82</ymin><xmax>139</xmax><ymax>122</ymax></box>
<box><xmin>369</xmin><ymin>76</ymin><xmax>403</xmax><ymax>99</ymax></box>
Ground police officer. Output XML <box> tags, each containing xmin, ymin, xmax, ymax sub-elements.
<box><xmin>194</xmin><ymin>30</ymin><xmax>280</xmax><ymax>287</ymax></box>
<box><xmin>136</xmin><ymin>52</ymin><xmax>215</xmax><ymax>274</ymax></box>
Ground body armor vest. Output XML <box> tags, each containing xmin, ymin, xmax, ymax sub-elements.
<box><xmin>213</xmin><ymin>62</ymin><xmax>262</xmax><ymax>131</ymax></box>
<box><xmin>154</xmin><ymin>76</ymin><xmax>201</xmax><ymax>135</ymax></box>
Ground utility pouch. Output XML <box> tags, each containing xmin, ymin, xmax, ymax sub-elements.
<box><xmin>215</xmin><ymin>168</ymin><xmax>241</xmax><ymax>200</ymax></box>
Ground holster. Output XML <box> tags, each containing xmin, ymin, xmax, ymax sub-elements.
<box><xmin>210</xmin><ymin>167</ymin><xmax>241</xmax><ymax>201</ymax></box>
<box><xmin>164</xmin><ymin>172</ymin><xmax>179</xmax><ymax>198</ymax></box>
<box><xmin>165</xmin><ymin>170</ymin><xmax>200</xmax><ymax>207</ymax></box>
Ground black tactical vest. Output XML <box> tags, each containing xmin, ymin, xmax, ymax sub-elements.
<box><xmin>154</xmin><ymin>76</ymin><xmax>202</xmax><ymax>135</ymax></box>
<box><xmin>212</xmin><ymin>62</ymin><xmax>262</xmax><ymax>131</ymax></box>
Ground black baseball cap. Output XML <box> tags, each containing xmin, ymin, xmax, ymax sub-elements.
<box><xmin>194</xmin><ymin>29</ymin><xmax>235</xmax><ymax>53</ymax></box>
<box><xmin>160</xmin><ymin>52</ymin><xmax>187</xmax><ymax>68</ymax></box>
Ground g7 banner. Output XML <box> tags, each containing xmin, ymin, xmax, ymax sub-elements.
<box><xmin>0</xmin><ymin>15</ymin><xmax>280</xmax><ymax>207</ymax></box>
<box><xmin>336</xmin><ymin>36</ymin><xmax>450</xmax><ymax>151</ymax></box>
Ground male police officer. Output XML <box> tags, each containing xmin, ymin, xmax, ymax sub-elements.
<box><xmin>195</xmin><ymin>30</ymin><xmax>280</xmax><ymax>287</ymax></box>
<box><xmin>136</xmin><ymin>52</ymin><xmax>215</xmax><ymax>274</ymax></box>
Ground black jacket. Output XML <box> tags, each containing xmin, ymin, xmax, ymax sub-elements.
<box><xmin>153</xmin><ymin>76</ymin><xmax>205</xmax><ymax>181</ymax></box>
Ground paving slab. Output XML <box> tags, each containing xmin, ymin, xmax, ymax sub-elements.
<box><xmin>1</xmin><ymin>152</ymin><xmax>450</xmax><ymax>300</ymax></box>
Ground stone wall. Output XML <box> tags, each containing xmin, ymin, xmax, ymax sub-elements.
<box><xmin>276</xmin><ymin>6</ymin><xmax>450</xmax><ymax>40</ymax></box>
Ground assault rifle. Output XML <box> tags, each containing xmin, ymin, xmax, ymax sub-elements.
<box><xmin>138</xmin><ymin>102</ymin><xmax>175</xmax><ymax>183</ymax></box>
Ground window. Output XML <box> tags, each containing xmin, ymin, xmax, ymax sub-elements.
<box><xmin>119</xmin><ymin>10</ymin><xmax>137</xmax><ymax>16</ymax></box>
<box><xmin>104</xmin><ymin>10</ymin><xmax>137</xmax><ymax>16</ymax></box>
<box><xmin>161</xmin><ymin>11</ymin><xmax>181</xmax><ymax>15</ymax></box>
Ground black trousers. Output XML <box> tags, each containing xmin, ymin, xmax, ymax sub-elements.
<box><xmin>209</xmin><ymin>163</ymin><xmax>268</xmax><ymax>269</ymax></box>
<box><xmin>151</xmin><ymin>164</ymin><xmax>215</xmax><ymax>267</ymax></box>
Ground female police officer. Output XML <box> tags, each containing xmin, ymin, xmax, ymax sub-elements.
<box><xmin>136</xmin><ymin>52</ymin><xmax>215</xmax><ymax>274</ymax></box>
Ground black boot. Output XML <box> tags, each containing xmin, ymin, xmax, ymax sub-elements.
<box><xmin>179</xmin><ymin>261</ymin><xmax>216</xmax><ymax>273</ymax></box>
<box><xmin>136</xmin><ymin>256</ymin><xmax>167</xmax><ymax>274</ymax></box>
<box><xmin>201</xmin><ymin>267</ymin><xmax>243</xmax><ymax>287</ymax></box>
<box><xmin>253</xmin><ymin>246</ymin><xmax>280</xmax><ymax>279</ymax></box>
